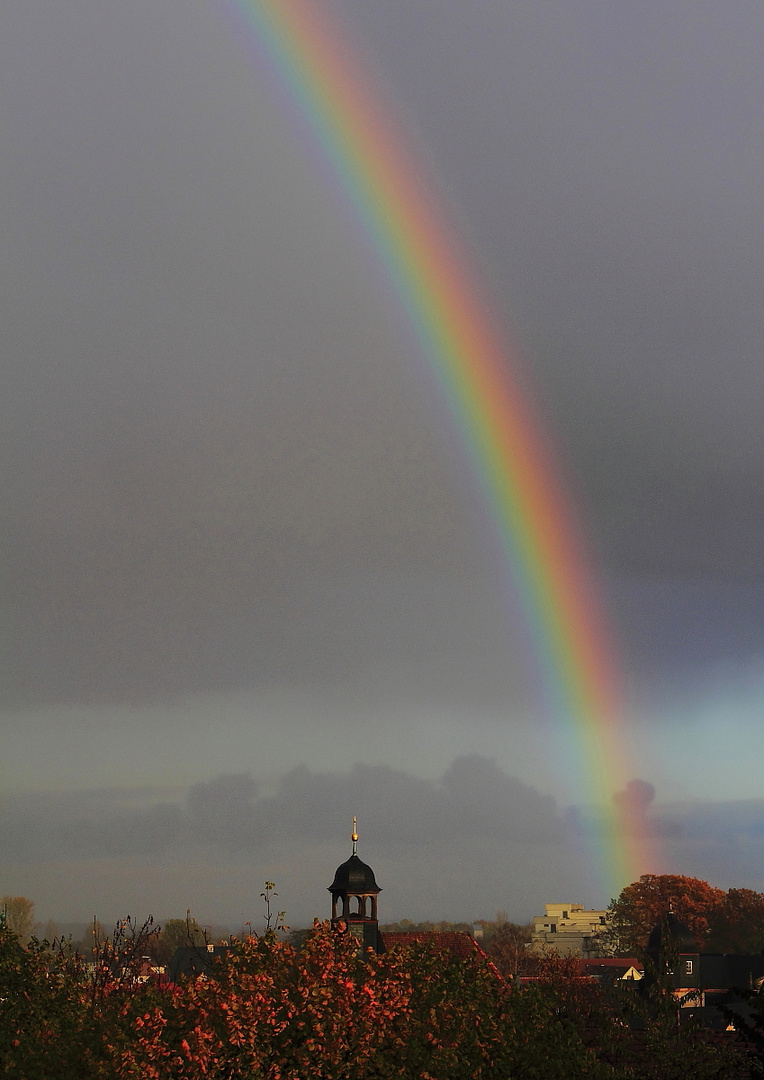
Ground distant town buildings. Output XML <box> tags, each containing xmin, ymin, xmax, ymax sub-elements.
<box><xmin>163</xmin><ymin>833</ymin><xmax>764</xmax><ymax>1039</ymax></box>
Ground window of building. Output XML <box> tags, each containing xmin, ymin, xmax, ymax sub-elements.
<box><xmin>562</xmin><ymin>911</ymin><xmax>568</xmax><ymax>919</ymax></box>
<box><xmin>550</xmin><ymin>924</ymin><xmax>557</xmax><ymax>933</ymax></box>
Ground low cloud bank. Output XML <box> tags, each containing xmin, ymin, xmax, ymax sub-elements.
<box><xmin>5</xmin><ymin>758</ymin><xmax>762</xmax><ymax>925</ymax></box>
<box><xmin>2</xmin><ymin>756</ymin><xmax>561</xmax><ymax>862</ymax></box>
<box><xmin>1</xmin><ymin>757</ymin><xmax>585</xmax><ymax>922</ymax></box>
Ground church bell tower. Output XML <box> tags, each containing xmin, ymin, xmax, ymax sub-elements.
<box><xmin>328</xmin><ymin>818</ymin><xmax>381</xmax><ymax>954</ymax></box>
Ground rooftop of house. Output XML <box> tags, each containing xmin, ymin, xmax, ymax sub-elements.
<box><xmin>328</xmin><ymin>853</ymin><xmax>381</xmax><ymax>895</ymax></box>
<box><xmin>575</xmin><ymin>959</ymin><xmax>643</xmax><ymax>982</ymax></box>
<box><xmin>380</xmin><ymin>931</ymin><xmax>502</xmax><ymax>978</ymax></box>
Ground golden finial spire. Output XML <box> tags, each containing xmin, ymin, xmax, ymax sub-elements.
<box><xmin>352</xmin><ymin>816</ymin><xmax>358</xmax><ymax>856</ymax></box>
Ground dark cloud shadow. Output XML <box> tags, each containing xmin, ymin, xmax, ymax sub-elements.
<box><xmin>0</xmin><ymin>755</ymin><xmax>561</xmax><ymax>868</ymax></box>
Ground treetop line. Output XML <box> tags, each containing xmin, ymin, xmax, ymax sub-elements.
<box><xmin>5</xmin><ymin>853</ymin><xmax>764</xmax><ymax>1076</ymax></box>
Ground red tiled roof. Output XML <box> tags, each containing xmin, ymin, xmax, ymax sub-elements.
<box><xmin>380</xmin><ymin>931</ymin><xmax>502</xmax><ymax>978</ymax></box>
<box><xmin>575</xmin><ymin>958</ymin><xmax>641</xmax><ymax>972</ymax></box>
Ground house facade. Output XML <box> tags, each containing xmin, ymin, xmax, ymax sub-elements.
<box><xmin>644</xmin><ymin>911</ymin><xmax>764</xmax><ymax>1030</ymax></box>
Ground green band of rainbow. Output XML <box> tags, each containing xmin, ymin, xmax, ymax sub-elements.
<box><xmin>227</xmin><ymin>0</ymin><xmax>656</xmax><ymax>897</ymax></box>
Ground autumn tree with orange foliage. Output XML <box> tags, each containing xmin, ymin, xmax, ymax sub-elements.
<box><xmin>709</xmin><ymin>887</ymin><xmax>764</xmax><ymax>954</ymax></box>
<box><xmin>607</xmin><ymin>874</ymin><xmax>725</xmax><ymax>955</ymax></box>
<box><xmin>608</xmin><ymin>874</ymin><xmax>764</xmax><ymax>957</ymax></box>
<box><xmin>119</xmin><ymin>923</ymin><xmax>620</xmax><ymax>1079</ymax></box>
<box><xmin>0</xmin><ymin>918</ymin><xmax>637</xmax><ymax>1079</ymax></box>
<box><xmin>0</xmin><ymin>913</ymin><xmax>749</xmax><ymax>1079</ymax></box>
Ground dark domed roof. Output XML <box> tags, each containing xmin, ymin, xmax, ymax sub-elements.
<box><xmin>646</xmin><ymin>912</ymin><xmax>697</xmax><ymax>954</ymax></box>
<box><xmin>328</xmin><ymin>854</ymin><xmax>381</xmax><ymax>894</ymax></box>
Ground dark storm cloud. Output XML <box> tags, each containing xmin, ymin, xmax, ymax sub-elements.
<box><xmin>0</xmin><ymin>0</ymin><xmax>497</xmax><ymax>708</ymax></box>
<box><xmin>339</xmin><ymin>0</ymin><xmax>764</xmax><ymax>574</ymax></box>
<box><xmin>0</xmin><ymin>0</ymin><xmax>513</xmax><ymax>710</ymax></box>
<box><xmin>0</xmin><ymin>788</ymin><xmax>184</xmax><ymax>862</ymax></box>
<box><xmin>566</xmin><ymin>785</ymin><xmax>680</xmax><ymax>842</ymax></box>
<box><xmin>258</xmin><ymin>755</ymin><xmax>562</xmax><ymax>847</ymax></box>
<box><xmin>0</xmin><ymin>756</ymin><xmax>560</xmax><ymax>863</ymax></box>
<box><xmin>659</xmin><ymin>801</ymin><xmax>764</xmax><ymax>890</ymax></box>
<box><xmin>3</xmin><ymin>0</ymin><xmax>764</xmax><ymax>717</ymax></box>
<box><xmin>189</xmin><ymin>773</ymin><xmax>260</xmax><ymax>849</ymax></box>
<box><xmin>607</xmin><ymin>576</ymin><xmax>764</xmax><ymax>696</ymax></box>
<box><xmin>0</xmin><ymin>756</ymin><xmax>590</xmax><ymax>921</ymax></box>
<box><xmin>192</xmin><ymin>755</ymin><xmax>562</xmax><ymax>852</ymax></box>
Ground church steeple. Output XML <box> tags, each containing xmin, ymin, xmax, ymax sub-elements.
<box><xmin>328</xmin><ymin>818</ymin><xmax>381</xmax><ymax>954</ymax></box>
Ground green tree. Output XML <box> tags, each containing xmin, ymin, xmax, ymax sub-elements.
<box><xmin>482</xmin><ymin>920</ymin><xmax>534</xmax><ymax>976</ymax></box>
<box><xmin>0</xmin><ymin>921</ymin><xmax>142</xmax><ymax>1077</ymax></box>
<box><xmin>708</xmin><ymin>888</ymin><xmax>764</xmax><ymax>953</ymax></box>
<box><xmin>155</xmin><ymin>915</ymin><xmax>206</xmax><ymax>964</ymax></box>
<box><xmin>41</xmin><ymin>919</ymin><xmax>59</xmax><ymax>943</ymax></box>
<box><xmin>71</xmin><ymin>919</ymin><xmax>105</xmax><ymax>959</ymax></box>
<box><xmin>379</xmin><ymin>918</ymin><xmax>472</xmax><ymax>933</ymax></box>
<box><xmin>0</xmin><ymin>895</ymin><xmax>36</xmax><ymax>944</ymax></box>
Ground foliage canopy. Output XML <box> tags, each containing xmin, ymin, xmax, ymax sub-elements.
<box><xmin>608</xmin><ymin>873</ymin><xmax>764</xmax><ymax>956</ymax></box>
<box><xmin>0</xmin><ymin>916</ymin><xmax>748</xmax><ymax>1079</ymax></box>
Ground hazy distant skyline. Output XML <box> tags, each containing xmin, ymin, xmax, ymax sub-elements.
<box><xmin>4</xmin><ymin>0</ymin><xmax>764</xmax><ymax>926</ymax></box>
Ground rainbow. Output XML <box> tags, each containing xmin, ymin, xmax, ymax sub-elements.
<box><xmin>226</xmin><ymin>0</ymin><xmax>655</xmax><ymax>897</ymax></box>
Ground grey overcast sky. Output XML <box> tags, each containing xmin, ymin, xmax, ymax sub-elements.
<box><xmin>3</xmin><ymin>0</ymin><xmax>764</xmax><ymax>928</ymax></box>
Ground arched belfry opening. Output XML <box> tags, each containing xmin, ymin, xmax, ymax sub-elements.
<box><xmin>328</xmin><ymin>817</ymin><xmax>381</xmax><ymax>954</ymax></box>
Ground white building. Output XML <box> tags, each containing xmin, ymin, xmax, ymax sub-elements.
<box><xmin>531</xmin><ymin>903</ymin><xmax>610</xmax><ymax>957</ymax></box>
